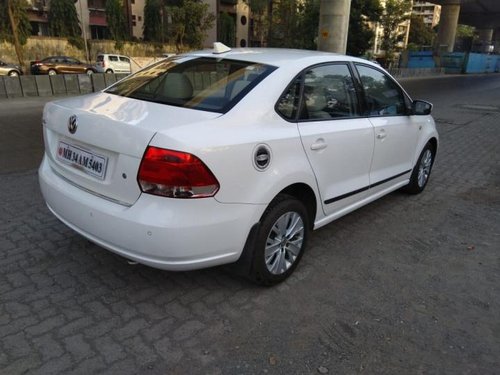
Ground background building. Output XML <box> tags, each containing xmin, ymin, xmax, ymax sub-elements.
<box><xmin>412</xmin><ymin>0</ymin><xmax>441</xmax><ymax>28</ymax></box>
<box><xmin>25</xmin><ymin>0</ymin><xmax>250</xmax><ymax>48</ymax></box>
<box><xmin>26</xmin><ymin>0</ymin><xmax>49</xmax><ymax>36</ymax></box>
<box><xmin>370</xmin><ymin>0</ymin><xmax>413</xmax><ymax>59</ymax></box>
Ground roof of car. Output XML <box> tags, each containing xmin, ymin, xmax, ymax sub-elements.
<box><xmin>186</xmin><ymin>48</ymin><xmax>375</xmax><ymax>68</ymax></box>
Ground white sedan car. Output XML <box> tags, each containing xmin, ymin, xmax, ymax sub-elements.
<box><xmin>39</xmin><ymin>46</ymin><xmax>438</xmax><ymax>285</ymax></box>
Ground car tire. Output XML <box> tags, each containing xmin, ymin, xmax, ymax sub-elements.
<box><xmin>48</xmin><ymin>69</ymin><xmax>57</xmax><ymax>76</ymax></box>
<box><xmin>402</xmin><ymin>143</ymin><xmax>435</xmax><ymax>194</ymax></box>
<box><xmin>86</xmin><ymin>69</ymin><xmax>94</xmax><ymax>76</ymax></box>
<box><xmin>8</xmin><ymin>70</ymin><xmax>19</xmax><ymax>77</ymax></box>
<box><xmin>248</xmin><ymin>194</ymin><xmax>310</xmax><ymax>286</ymax></box>
<box><xmin>106</xmin><ymin>69</ymin><xmax>113</xmax><ymax>74</ymax></box>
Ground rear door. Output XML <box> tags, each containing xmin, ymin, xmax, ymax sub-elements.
<box><xmin>66</xmin><ymin>58</ymin><xmax>83</xmax><ymax>74</ymax></box>
<box><xmin>108</xmin><ymin>55</ymin><xmax>119</xmax><ymax>72</ymax></box>
<box><xmin>119</xmin><ymin>56</ymin><xmax>131</xmax><ymax>73</ymax></box>
<box><xmin>295</xmin><ymin>63</ymin><xmax>375</xmax><ymax>216</ymax></box>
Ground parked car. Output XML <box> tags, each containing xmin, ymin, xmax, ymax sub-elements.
<box><xmin>96</xmin><ymin>53</ymin><xmax>131</xmax><ymax>74</ymax></box>
<box><xmin>0</xmin><ymin>59</ymin><xmax>23</xmax><ymax>76</ymax></box>
<box><xmin>38</xmin><ymin>45</ymin><xmax>438</xmax><ymax>285</ymax></box>
<box><xmin>31</xmin><ymin>56</ymin><xmax>97</xmax><ymax>75</ymax></box>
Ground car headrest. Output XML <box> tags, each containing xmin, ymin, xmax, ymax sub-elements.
<box><xmin>163</xmin><ymin>73</ymin><xmax>193</xmax><ymax>99</ymax></box>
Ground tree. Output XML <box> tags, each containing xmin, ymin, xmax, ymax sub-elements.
<box><xmin>166</xmin><ymin>0</ymin><xmax>215</xmax><ymax>50</ymax></box>
<box><xmin>106</xmin><ymin>0</ymin><xmax>128</xmax><ymax>42</ymax></box>
<box><xmin>347</xmin><ymin>0</ymin><xmax>382</xmax><ymax>56</ymax></box>
<box><xmin>143</xmin><ymin>0</ymin><xmax>214</xmax><ymax>47</ymax></box>
<box><xmin>379</xmin><ymin>0</ymin><xmax>412</xmax><ymax>66</ymax></box>
<box><xmin>48</xmin><ymin>0</ymin><xmax>81</xmax><ymax>38</ymax></box>
<box><xmin>218</xmin><ymin>12</ymin><xmax>236</xmax><ymax>47</ymax></box>
<box><xmin>408</xmin><ymin>15</ymin><xmax>434</xmax><ymax>47</ymax></box>
<box><xmin>0</xmin><ymin>0</ymin><xmax>31</xmax><ymax>66</ymax></box>
<box><xmin>244</xmin><ymin>0</ymin><xmax>271</xmax><ymax>46</ymax></box>
<box><xmin>143</xmin><ymin>0</ymin><xmax>163</xmax><ymax>42</ymax></box>
<box><xmin>295</xmin><ymin>0</ymin><xmax>320</xmax><ymax>50</ymax></box>
<box><xmin>244</xmin><ymin>0</ymin><xmax>318</xmax><ymax>49</ymax></box>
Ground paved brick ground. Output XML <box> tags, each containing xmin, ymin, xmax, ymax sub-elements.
<box><xmin>1</xmin><ymin>76</ymin><xmax>499</xmax><ymax>374</ymax></box>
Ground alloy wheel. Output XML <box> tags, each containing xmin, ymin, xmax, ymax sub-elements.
<box><xmin>418</xmin><ymin>149</ymin><xmax>433</xmax><ymax>188</ymax></box>
<box><xmin>264</xmin><ymin>212</ymin><xmax>304</xmax><ymax>275</ymax></box>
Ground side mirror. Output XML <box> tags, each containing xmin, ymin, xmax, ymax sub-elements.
<box><xmin>412</xmin><ymin>100</ymin><xmax>433</xmax><ymax>115</ymax></box>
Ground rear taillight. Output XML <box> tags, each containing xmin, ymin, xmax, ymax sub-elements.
<box><xmin>137</xmin><ymin>146</ymin><xmax>219</xmax><ymax>198</ymax></box>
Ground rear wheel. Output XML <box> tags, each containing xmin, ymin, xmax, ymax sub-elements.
<box><xmin>106</xmin><ymin>69</ymin><xmax>113</xmax><ymax>74</ymax></box>
<box><xmin>86</xmin><ymin>69</ymin><xmax>94</xmax><ymax>76</ymax></box>
<box><xmin>403</xmin><ymin>143</ymin><xmax>435</xmax><ymax>194</ymax></box>
<box><xmin>48</xmin><ymin>69</ymin><xmax>57</xmax><ymax>76</ymax></box>
<box><xmin>8</xmin><ymin>70</ymin><xmax>19</xmax><ymax>77</ymax></box>
<box><xmin>249</xmin><ymin>194</ymin><xmax>310</xmax><ymax>286</ymax></box>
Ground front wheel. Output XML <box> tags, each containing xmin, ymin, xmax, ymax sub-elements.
<box><xmin>86</xmin><ymin>69</ymin><xmax>94</xmax><ymax>76</ymax></box>
<box><xmin>48</xmin><ymin>69</ymin><xmax>57</xmax><ymax>76</ymax></box>
<box><xmin>402</xmin><ymin>143</ymin><xmax>435</xmax><ymax>194</ymax></box>
<box><xmin>249</xmin><ymin>195</ymin><xmax>310</xmax><ymax>285</ymax></box>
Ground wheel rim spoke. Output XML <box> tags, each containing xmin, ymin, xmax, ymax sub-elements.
<box><xmin>265</xmin><ymin>211</ymin><xmax>305</xmax><ymax>275</ymax></box>
<box><xmin>418</xmin><ymin>150</ymin><xmax>432</xmax><ymax>187</ymax></box>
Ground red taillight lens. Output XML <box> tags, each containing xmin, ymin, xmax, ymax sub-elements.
<box><xmin>137</xmin><ymin>147</ymin><xmax>219</xmax><ymax>198</ymax></box>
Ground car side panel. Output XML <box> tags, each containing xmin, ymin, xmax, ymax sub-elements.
<box><xmin>150</xmin><ymin>111</ymin><xmax>320</xmax><ymax>207</ymax></box>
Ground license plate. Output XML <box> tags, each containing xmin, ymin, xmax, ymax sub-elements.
<box><xmin>57</xmin><ymin>141</ymin><xmax>108</xmax><ymax>180</ymax></box>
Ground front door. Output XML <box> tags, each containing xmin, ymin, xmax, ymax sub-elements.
<box><xmin>355</xmin><ymin>64</ymin><xmax>418</xmax><ymax>185</ymax></box>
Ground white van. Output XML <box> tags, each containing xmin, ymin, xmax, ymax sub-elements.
<box><xmin>96</xmin><ymin>54</ymin><xmax>131</xmax><ymax>74</ymax></box>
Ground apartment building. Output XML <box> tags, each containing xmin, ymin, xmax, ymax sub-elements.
<box><xmin>25</xmin><ymin>0</ymin><xmax>249</xmax><ymax>48</ymax></box>
<box><xmin>412</xmin><ymin>0</ymin><xmax>441</xmax><ymax>28</ymax></box>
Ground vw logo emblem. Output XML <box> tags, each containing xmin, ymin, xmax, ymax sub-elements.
<box><xmin>68</xmin><ymin>115</ymin><xmax>78</xmax><ymax>134</ymax></box>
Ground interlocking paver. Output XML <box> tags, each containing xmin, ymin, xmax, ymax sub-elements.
<box><xmin>1</xmin><ymin>77</ymin><xmax>499</xmax><ymax>374</ymax></box>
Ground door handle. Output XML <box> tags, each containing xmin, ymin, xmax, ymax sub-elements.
<box><xmin>310</xmin><ymin>140</ymin><xmax>328</xmax><ymax>151</ymax></box>
<box><xmin>376</xmin><ymin>131</ymin><xmax>387</xmax><ymax>139</ymax></box>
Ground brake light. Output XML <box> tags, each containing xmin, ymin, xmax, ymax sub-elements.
<box><xmin>137</xmin><ymin>147</ymin><xmax>219</xmax><ymax>198</ymax></box>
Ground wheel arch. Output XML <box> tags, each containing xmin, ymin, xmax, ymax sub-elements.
<box><xmin>427</xmin><ymin>136</ymin><xmax>438</xmax><ymax>155</ymax></box>
<box><xmin>275</xmin><ymin>183</ymin><xmax>317</xmax><ymax>229</ymax></box>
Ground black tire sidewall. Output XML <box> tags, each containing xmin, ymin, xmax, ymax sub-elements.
<box><xmin>407</xmin><ymin>143</ymin><xmax>435</xmax><ymax>194</ymax></box>
<box><xmin>251</xmin><ymin>196</ymin><xmax>310</xmax><ymax>285</ymax></box>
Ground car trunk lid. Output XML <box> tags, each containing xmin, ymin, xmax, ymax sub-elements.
<box><xmin>42</xmin><ymin>93</ymin><xmax>220</xmax><ymax>205</ymax></box>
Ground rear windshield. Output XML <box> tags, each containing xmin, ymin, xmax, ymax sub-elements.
<box><xmin>97</xmin><ymin>55</ymin><xmax>104</xmax><ymax>62</ymax></box>
<box><xmin>105</xmin><ymin>56</ymin><xmax>276</xmax><ymax>113</ymax></box>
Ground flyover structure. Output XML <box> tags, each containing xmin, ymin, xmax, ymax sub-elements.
<box><xmin>318</xmin><ymin>0</ymin><xmax>500</xmax><ymax>55</ymax></box>
<box><xmin>431</xmin><ymin>0</ymin><xmax>500</xmax><ymax>52</ymax></box>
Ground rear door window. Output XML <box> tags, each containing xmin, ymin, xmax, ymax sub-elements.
<box><xmin>300</xmin><ymin>64</ymin><xmax>359</xmax><ymax>120</ymax></box>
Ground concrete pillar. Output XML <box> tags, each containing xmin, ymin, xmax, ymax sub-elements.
<box><xmin>435</xmin><ymin>2</ymin><xmax>460</xmax><ymax>53</ymax></box>
<box><xmin>477</xmin><ymin>28</ymin><xmax>494</xmax><ymax>44</ymax></box>
<box><xmin>318</xmin><ymin>0</ymin><xmax>351</xmax><ymax>54</ymax></box>
<box><xmin>76</xmin><ymin>0</ymin><xmax>90</xmax><ymax>62</ymax></box>
<box><xmin>494</xmin><ymin>28</ymin><xmax>500</xmax><ymax>54</ymax></box>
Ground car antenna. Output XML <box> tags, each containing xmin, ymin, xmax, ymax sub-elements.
<box><xmin>213</xmin><ymin>42</ymin><xmax>231</xmax><ymax>54</ymax></box>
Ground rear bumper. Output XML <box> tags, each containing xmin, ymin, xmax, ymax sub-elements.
<box><xmin>39</xmin><ymin>155</ymin><xmax>265</xmax><ymax>271</ymax></box>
